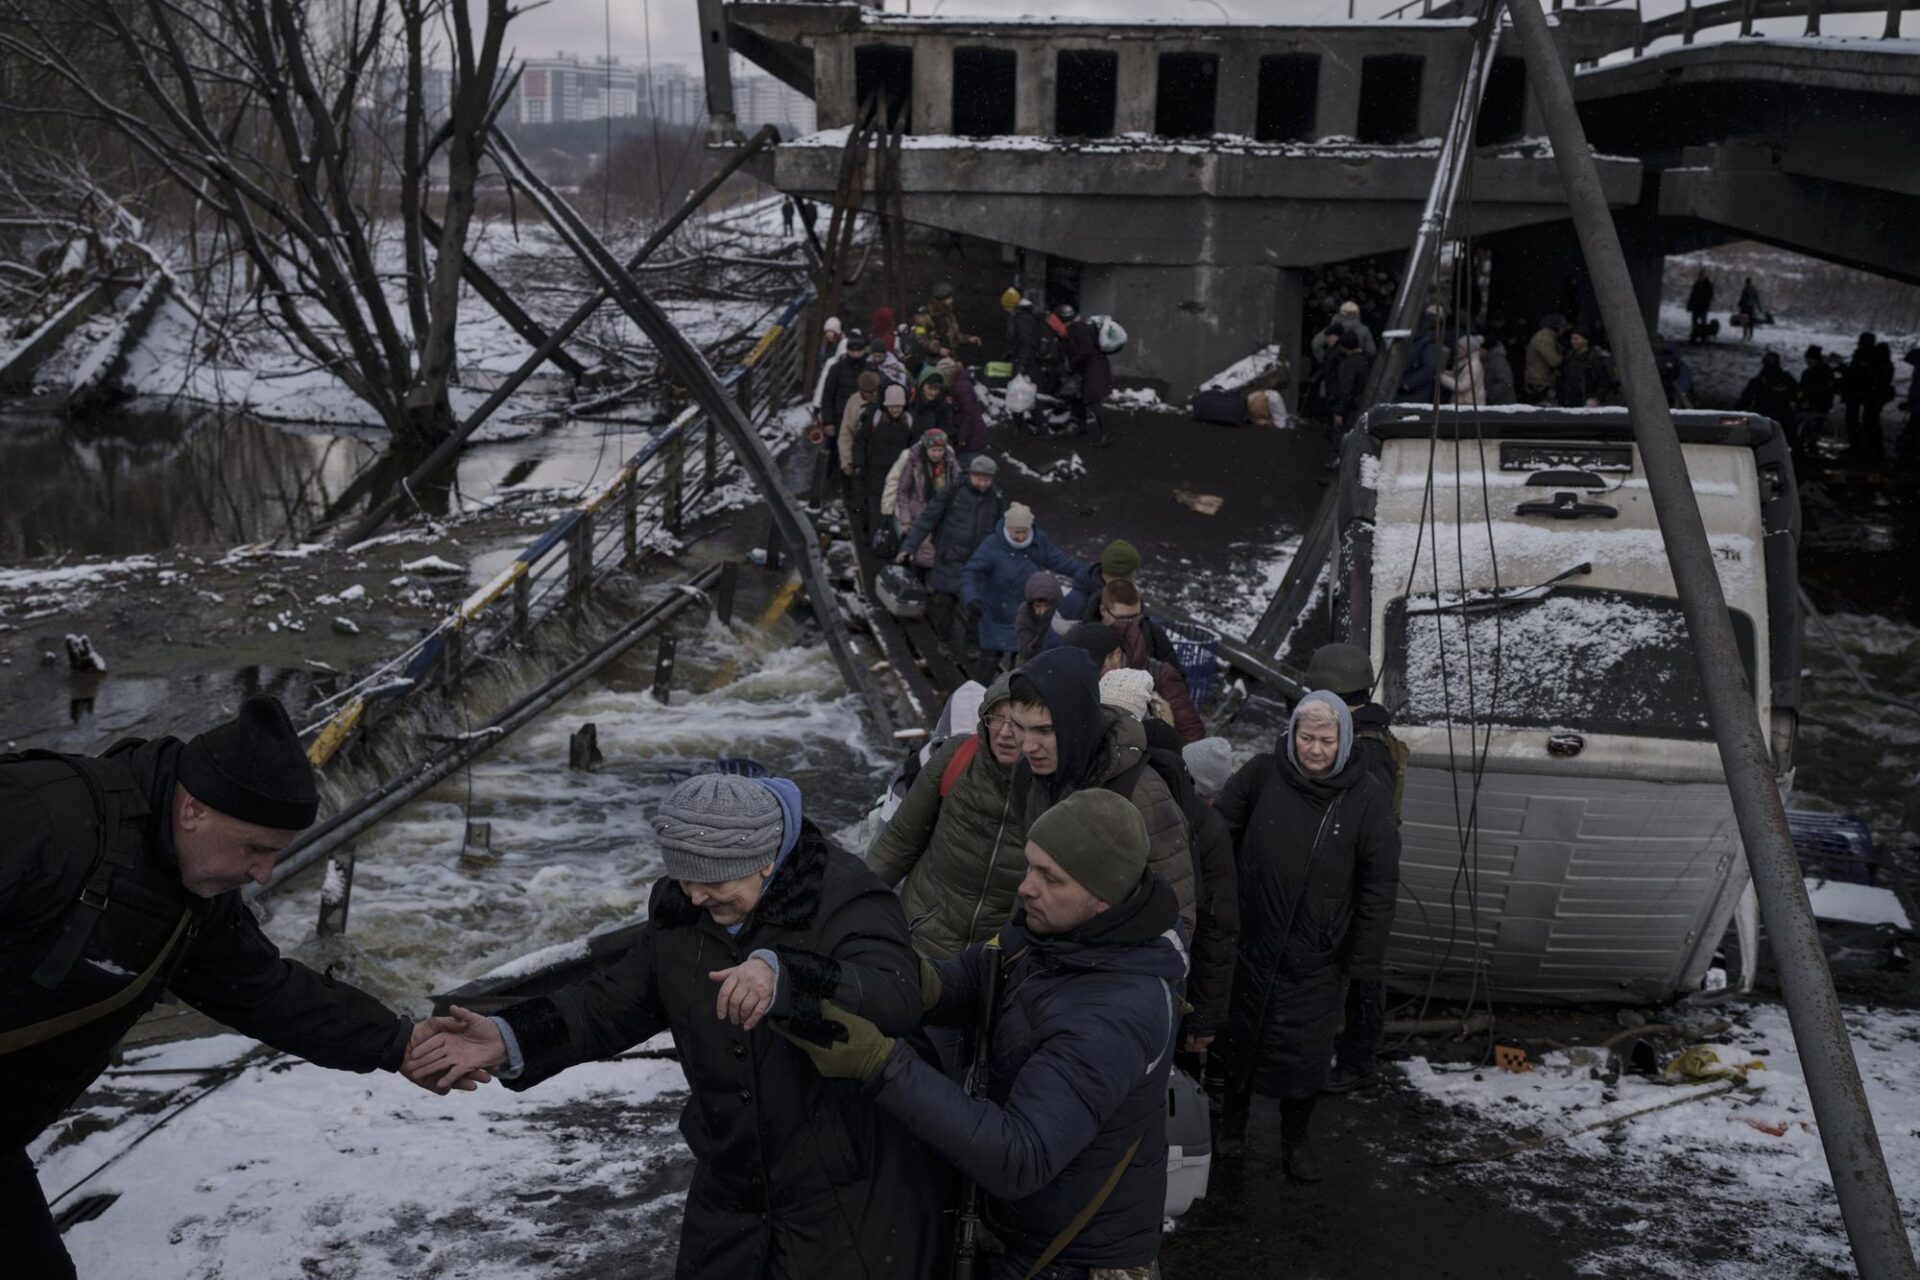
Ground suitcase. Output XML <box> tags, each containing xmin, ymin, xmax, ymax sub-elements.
<box><xmin>873</xmin><ymin>565</ymin><xmax>928</xmax><ymax>619</ymax></box>
<box><xmin>1191</xmin><ymin>388</ymin><xmax>1248</xmax><ymax>425</ymax></box>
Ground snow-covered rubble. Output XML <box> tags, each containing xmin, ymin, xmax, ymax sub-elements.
<box><xmin>1407</xmin><ymin>1002</ymin><xmax>1920</xmax><ymax>1276</ymax></box>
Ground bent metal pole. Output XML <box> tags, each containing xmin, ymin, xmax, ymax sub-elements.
<box><xmin>1503</xmin><ymin>3</ymin><xmax>1918</xmax><ymax>1276</ymax></box>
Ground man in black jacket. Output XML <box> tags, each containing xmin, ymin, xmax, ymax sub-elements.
<box><xmin>406</xmin><ymin>773</ymin><xmax>948</xmax><ymax>1279</ymax></box>
<box><xmin>778</xmin><ymin>789</ymin><xmax>1185</xmax><ymax>1280</ymax></box>
<box><xmin>1302</xmin><ymin>644</ymin><xmax>1406</xmax><ymax>1097</ymax></box>
<box><xmin>0</xmin><ymin>696</ymin><xmax>443</xmax><ymax>1279</ymax></box>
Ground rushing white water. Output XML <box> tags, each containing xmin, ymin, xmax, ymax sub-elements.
<box><xmin>260</xmin><ymin>613</ymin><xmax>891</xmax><ymax>1007</ymax></box>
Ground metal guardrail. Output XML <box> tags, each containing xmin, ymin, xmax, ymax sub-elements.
<box><xmin>1381</xmin><ymin>0</ymin><xmax>1913</xmax><ymax>50</ymax></box>
<box><xmin>300</xmin><ymin>287</ymin><xmax>815</xmax><ymax>768</ymax></box>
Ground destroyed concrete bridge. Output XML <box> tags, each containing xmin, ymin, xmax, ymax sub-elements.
<box><xmin>704</xmin><ymin>0</ymin><xmax>1920</xmax><ymax>398</ymax></box>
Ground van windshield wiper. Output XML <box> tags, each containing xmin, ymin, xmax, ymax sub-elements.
<box><xmin>1404</xmin><ymin>562</ymin><xmax>1593</xmax><ymax>616</ymax></box>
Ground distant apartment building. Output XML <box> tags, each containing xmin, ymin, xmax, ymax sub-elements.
<box><xmin>505</xmin><ymin>55</ymin><xmax>816</xmax><ymax>136</ymax></box>
<box><xmin>514</xmin><ymin>55</ymin><xmax>641</xmax><ymax>125</ymax></box>
<box><xmin>736</xmin><ymin>73</ymin><xmax>816</xmax><ymax>137</ymax></box>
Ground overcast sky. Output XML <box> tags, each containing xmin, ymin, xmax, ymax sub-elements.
<box><xmin>510</xmin><ymin>0</ymin><xmax>1896</xmax><ymax>70</ymax></box>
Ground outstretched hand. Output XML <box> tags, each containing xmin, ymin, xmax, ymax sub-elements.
<box><xmin>709</xmin><ymin>957</ymin><xmax>779</xmax><ymax>1031</ymax></box>
<box><xmin>402</xmin><ymin>1006</ymin><xmax>505</xmax><ymax>1094</ymax></box>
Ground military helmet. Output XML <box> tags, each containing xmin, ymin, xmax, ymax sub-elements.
<box><xmin>931</xmin><ymin>281</ymin><xmax>957</xmax><ymax>301</ymax></box>
<box><xmin>1305</xmin><ymin>642</ymin><xmax>1374</xmax><ymax>697</ymax></box>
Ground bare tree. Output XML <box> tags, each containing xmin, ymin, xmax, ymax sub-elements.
<box><xmin>0</xmin><ymin>0</ymin><xmax>523</xmax><ymax>451</ymax></box>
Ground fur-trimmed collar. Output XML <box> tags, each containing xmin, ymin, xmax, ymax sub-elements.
<box><xmin>649</xmin><ymin>820</ymin><xmax>831</xmax><ymax>936</ymax></box>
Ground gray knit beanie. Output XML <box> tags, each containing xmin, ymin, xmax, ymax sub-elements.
<box><xmin>652</xmin><ymin>773</ymin><xmax>786</xmax><ymax>883</ymax></box>
<box><xmin>1182</xmin><ymin>737</ymin><xmax>1233</xmax><ymax>799</ymax></box>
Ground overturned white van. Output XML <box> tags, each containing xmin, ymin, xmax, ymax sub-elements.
<box><xmin>1334</xmin><ymin>405</ymin><xmax>1801</xmax><ymax>1003</ymax></box>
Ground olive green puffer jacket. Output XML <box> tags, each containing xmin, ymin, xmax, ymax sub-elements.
<box><xmin>867</xmin><ymin>734</ymin><xmax>1028</xmax><ymax>960</ymax></box>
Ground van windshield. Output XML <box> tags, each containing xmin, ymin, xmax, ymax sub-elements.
<box><xmin>1381</xmin><ymin>588</ymin><xmax>1757</xmax><ymax>741</ymax></box>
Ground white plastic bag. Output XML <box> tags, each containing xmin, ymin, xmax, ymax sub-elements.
<box><xmin>1093</xmin><ymin>315</ymin><xmax>1128</xmax><ymax>354</ymax></box>
<box><xmin>1004</xmin><ymin>373</ymin><xmax>1037</xmax><ymax>414</ymax></box>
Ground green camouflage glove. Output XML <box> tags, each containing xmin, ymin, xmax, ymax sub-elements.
<box><xmin>917</xmin><ymin>953</ymin><xmax>942</xmax><ymax>1014</ymax></box>
<box><xmin>772</xmin><ymin>999</ymin><xmax>895</xmax><ymax>1082</ymax></box>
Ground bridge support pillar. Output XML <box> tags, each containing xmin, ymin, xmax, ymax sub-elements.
<box><xmin>1079</xmin><ymin>261</ymin><xmax>1292</xmax><ymax>401</ymax></box>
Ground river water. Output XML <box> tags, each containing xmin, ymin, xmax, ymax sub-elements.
<box><xmin>260</xmin><ymin>614</ymin><xmax>892</xmax><ymax>1006</ymax></box>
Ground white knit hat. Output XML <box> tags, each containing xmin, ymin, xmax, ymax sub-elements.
<box><xmin>1098</xmin><ymin>668</ymin><xmax>1155</xmax><ymax>722</ymax></box>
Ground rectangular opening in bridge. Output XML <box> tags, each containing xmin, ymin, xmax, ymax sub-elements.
<box><xmin>952</xmin><ymin>47</ymin><xmax>1017</xmax><ymax>136</ymax></box>
<box><xmin>1476</xmin><ymin>57</ymin><xmax>1528</xmax><ymax>146</ymax></box>
<box><xmin>1055</xmin><ymin>49</ymin><xmax>1118</xmax><ymax>138</ymax></box>
<box><xmin>1255</xmin><ymin>53</ymin><xmax>1320</xmax><ymax>142</ymax></box>
<box><xmin>854</xmin><ymin>44</ymin><xmax>914</xmax><ymax>130</ymax></box>
<box><xmin>1155</xmin><ymin>52</ymin><xmax>1219</xmax><ymax>139</ymax></box>
<box><xmin>1356</xmin><ymin>54</ymin><xmax>1424</xmax><ymax>145</ymax></box>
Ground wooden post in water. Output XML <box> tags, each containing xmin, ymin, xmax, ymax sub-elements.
<box><xmin>652</xmin><ymin>635</ymin><xmax>677</xmax><ymax>704</ymax></box>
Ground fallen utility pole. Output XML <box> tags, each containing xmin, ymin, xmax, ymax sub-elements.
<box><xmin>1505</xmin><ymin>2</ymin><xmax>1918</xmax><ymax>1275</ymax></box>
<box><xmin>336</xmin><ymin>124</ymin><xmax>781</xmax><ymax>549</ymax></box>
<box><xmin>420</xmin><ymin>211</ymin><xmax>587</xmax><ymax>379</ymax></box>
<box><xmin>254</xmin><ymin>563</ymin><xmax>727</xmax><ymax>897</ymax></box>
<box><xmin>486</xmin><ymin>129</ymin><xmax>898</xmax><ymax>740</ymax></box>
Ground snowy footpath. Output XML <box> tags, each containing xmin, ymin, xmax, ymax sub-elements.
<box><xmin>38</xmin><ymin>1034</ymin><xmax>694</xmax><ymax>1279</ymax></box>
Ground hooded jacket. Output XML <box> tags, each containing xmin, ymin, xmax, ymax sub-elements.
<box><xmin>497</xmin><ymin>822</ymin><xmax>948</xmax><ymax>1278</ymax></box>
<box><xmin>866</xmin><ymin>732</ymin><xmax>1027</xmax><ymax>961</ymax></box>
<box><xmin>1015</xmin><ymin>571</ymin><xmax>1063</xmax><ymax>662</ymax></box>
<box><xmin>1013</xmin><ymin>650</ymin><xmax>1196</xmax><ymax>932</ymax></box>
<box><xmin>1</xmin><ymin>740</ymin><xmax>409</xmax><ymax>1149</ymax></box>
<box><xmin>1440</xmin><ymin>336</ymin><xmax>1488</xmax><ymax>408</ymax></box>
<box><xmin>1215</xmin><ymin>695</ymin><xmax>1400</xmax><ymax>1099</ymax></box>
<box><xmin>1525</xmin><ymin>325</ymin><xmax>1564</xmax><ymax>394</ymax></box>
<box><xmin>874</xmin><ymin>873</ymin><xmax>1185</xmax><ymax>1271</ymax></box>
<box><xmin>945</xmin><ymin>364</ymin><xmax>991</xmax><ymax>452</ymax></box>
<box><xmin>962</xmin><ymin>526</ymin><xmax>1092</xmax><ymax>653</ymax></box>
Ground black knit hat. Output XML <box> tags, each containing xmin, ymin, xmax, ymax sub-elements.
<box><xmin>177</xmin><ymin>695</ymin><xmax>319</xmax><ymax>830</ymax></box>
<box><xmin>1061</xmin><ymin>622</ymin><xmax>1124</xmax><ymax>667</ymax></box>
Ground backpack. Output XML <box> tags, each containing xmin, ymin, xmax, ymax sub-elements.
<box><xmin>1357</xmin><ymin>726</ymin><xmax>1409</xmax><ymax>822</ymax></box>
<box><xmin>1091</xmin><ymin>315</ymin><xmax>1128</xmax><ymax>354</ymax></box>
<box><xmin>1107</xmin><ymin>743</ymin><xmax>1204</xmax><ymax>854</ymax></box>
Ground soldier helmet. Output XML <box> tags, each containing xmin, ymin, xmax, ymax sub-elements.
<box><xmin>1305</xmin><ymin>642</ymin><xmax>1375</xmax><ymax>698</ymax></box>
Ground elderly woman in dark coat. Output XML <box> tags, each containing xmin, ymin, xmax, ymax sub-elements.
<box><xmin>406</xmin><ymin>773</ymin><xmax>948</xmax><ymax>1278</ymax></box>
<box><xmin>1214</xmin><ymin>691</ymin><xmax>1400</xmax><ymax>1183</ymax></box>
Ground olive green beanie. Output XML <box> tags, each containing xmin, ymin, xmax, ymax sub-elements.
<box><xmin>1027</xmin><ymin>789</ymin><xmax>1150</xmax><ymax>906</ymax></box>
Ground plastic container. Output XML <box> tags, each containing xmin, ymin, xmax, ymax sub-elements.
<box><xmin>1159</xmin><ymin>618</ymin><xmax>1222</xmax><ymax>709</ymax></box>
<box><xmin>1164</xmin><ymin>1066</ymin><xmax>1212</xmax><ymax>1217</ymax></box>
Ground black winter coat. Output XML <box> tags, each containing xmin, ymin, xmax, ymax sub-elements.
<box><xmin>1141</xmin><ymin>719</ymin><xmax>1237</xmax><ymax>1040</ymax></box>
<box><xmin>1063</xmin><ymin>320</ymin><xmax>1114</xmax><ymax>404</ymax></box>
<box><xmin>900</xmin><ymin>479</ymin><xmax>1010</xmax><ymax>595</ymax></box>
<box><xmin>1216</xmin><ymin>747</ymin><xmax>1399</xmax><ymax>1100</ymax></box>
<box><xmin>856</xmin><ymin>407</ymin><xmax>915</xmax><ymax>519</ymax></box>
<box><xmin>1005</xmin><ymin>308</ymin><xmax>1041</xmax><ymax>376</ymax></box>
<box><xmin>1738</xmin><ymin>367</ymin><xmax>1800</xmax><ymax>427</ymax></box>
<box><xmin>496</xmin><ymin>825</ymin><xmax>948</xmax><ymax>1280</ymax></box>
<box><xmin>0</xmin><ymin>740</ymin><xmax>408</xmax><ymax>1149</ymax></box>
<box><xmin>877</xmin><ymin>875</ymin><xmax>1186</xmax><ymax>1272</ymax></box>
<box><xmin>820</xmin><ymin>354</ymin><xmax>871</xmax><ymax>433</ymax></box>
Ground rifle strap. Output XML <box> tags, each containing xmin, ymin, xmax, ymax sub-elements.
<box><xmin>1020</xmin><ymin>1135</ymin><xmax>1143</xmax><ymax>1280</ymax></box>
<box><xmin>0</xmin><ymin>909</ymin><xmax>191</xmax><ymax>1056</ymax></box>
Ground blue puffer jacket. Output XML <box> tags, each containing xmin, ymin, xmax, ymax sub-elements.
<box><xmin>962</xmin><ymin>525</ymin><xmax>1091</xmax><ymax>652</ymax></box>
<box><xmin>873</xmin><ymin>874</ymin><xmax>1186</xmax><ymax>1272</ymax></box>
